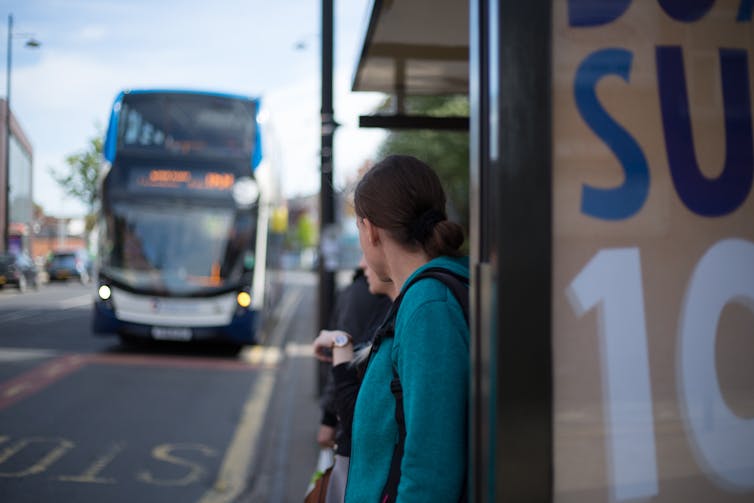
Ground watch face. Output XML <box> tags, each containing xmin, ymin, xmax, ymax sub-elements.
<box><xmin>334</xmin><ymin>334</ymin><xmax>350</xmax><ymax>347</ymax></box>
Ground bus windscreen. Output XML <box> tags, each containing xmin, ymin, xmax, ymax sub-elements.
<box><xmin>117</xmin><ymin>93</ymin><xmax>257</xmax><ymax>159</ymax></box>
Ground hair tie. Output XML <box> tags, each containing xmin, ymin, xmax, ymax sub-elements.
<box><xmin>410</xmin><ymin>209</ymin><xmax>444</xmax><ymax>242</ymax></box>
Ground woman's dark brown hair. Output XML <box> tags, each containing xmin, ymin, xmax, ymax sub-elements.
<box><xmin>354</xmin><ymin>155</ymin><xmax>464</xmax><ymax>258</ymax></box>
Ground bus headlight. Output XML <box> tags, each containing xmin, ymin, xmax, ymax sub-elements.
<box><xmin>98</xmin><ymin>285</ymin><xmax>112</xmax><ymax>300</ymax></box>
<box><xmin>237</xmin><ymin>291</ymin><xmax>251</xmax><ymax>308</ymax></box>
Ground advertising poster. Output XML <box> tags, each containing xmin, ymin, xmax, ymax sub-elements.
<box><xmin>552</xmin><ymin>1</ymin><xmax>754</xmax><ymax>501</ymax></box>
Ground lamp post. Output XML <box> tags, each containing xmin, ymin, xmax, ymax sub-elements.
<box><xmin>4</xmin><ymin>14</ymin><xmax>40</xmax><ymax>253</ymax></box>
<box><xmin>317</xmin><ymin>0</ymin><xmax>337</xmax><ymax>394</ymax></box>
<box><xmin>319</xmin><ymin>0</ymin><xmax>335</xmax><ymax>320</ymax></box>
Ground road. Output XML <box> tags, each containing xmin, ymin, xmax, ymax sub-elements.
<box><xmin>0</xmin><ymin>273</ymin><xmax>321</xmax><ymax>503</ymax></box>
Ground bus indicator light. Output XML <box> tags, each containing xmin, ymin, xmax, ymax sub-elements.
<box><xmin>236</xmin><ymin>292</ymin><xmax>251</xmax><ymax>308</ymax></box>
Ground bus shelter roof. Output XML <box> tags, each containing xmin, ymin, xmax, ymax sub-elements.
<box><xmin>352</xmin><ymin>0</ymin><xmax>469</xmax><ymax>131</ymax></box>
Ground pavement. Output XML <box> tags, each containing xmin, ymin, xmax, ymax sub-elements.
<box><xmin>233</xmin><ymin>270</ymin><xmax>331</xmax><ymax>503</ymax></box>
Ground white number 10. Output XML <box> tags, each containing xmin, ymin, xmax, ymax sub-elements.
<box><xmin>567</xmin><ymin>239</ymin><xmax>754</xmax><ymax>500</ymax></box>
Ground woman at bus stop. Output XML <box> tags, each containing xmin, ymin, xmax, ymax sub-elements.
<box><xmin>343</xmin><ymin>155</ymin><xmax>470</xmax><ymax>502</ymax></box>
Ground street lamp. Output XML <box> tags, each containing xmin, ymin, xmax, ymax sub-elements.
<box><xmin>4</xmin><ymin>14</ymin><xmax>40</xmax><ymax>253</ymax></box>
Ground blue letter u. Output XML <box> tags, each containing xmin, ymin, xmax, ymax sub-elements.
<box><xmin>575</xmin><ymin>49</ymin><xmax>650</xmax><ymax>220</ymax></box>
<box><xmin>656</xmin><ymin>46</ymin><xmax>753</xmax><ymax>217</ymax></box>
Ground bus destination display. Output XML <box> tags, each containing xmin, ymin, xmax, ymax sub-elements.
<box><xmin>130</xmin><ymin>168</ymin><xmax>235</xmax><ymax>193</ymax></box>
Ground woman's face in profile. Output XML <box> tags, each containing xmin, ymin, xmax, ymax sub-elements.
<box><xmin>359</xmin><ymin>256</ymin><xmax>393</xmax><ymax>297</ymax></box>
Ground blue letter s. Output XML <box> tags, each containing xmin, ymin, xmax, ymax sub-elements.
<box><xmin>575</xmin><ymin>49</ymin><xmax>650</xmax><ymax>220</ymax></box>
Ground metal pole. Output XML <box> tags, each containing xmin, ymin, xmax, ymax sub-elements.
<box><xmin>318</xmin><ymin>0</ymin><xmax>336</xmax><ymax>393</ymax></box>
<box><xmin>4</xmin><ymin>14</ymin><xmax>12</xmax><ymax>253</ymax></box>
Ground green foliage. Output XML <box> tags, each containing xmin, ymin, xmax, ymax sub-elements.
<box><xmin>376</xmin><ymin>96</ymin><xmax>470</xmax><ymax>233</ymax></box>
<box><xmin>296</xmin><ymin>213</ymin><xmax>318</xmax><ymax>248</ymax></box>
<box><xmin>49</xmin><ymin>130</ymin><xmax>103</xmax><ymax>213</ymax></box>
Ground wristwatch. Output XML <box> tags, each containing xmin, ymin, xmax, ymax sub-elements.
<box><xmin>332</xmin><ymin>333</ymin><xmax>352</xmax><ymax>348</ymax></box>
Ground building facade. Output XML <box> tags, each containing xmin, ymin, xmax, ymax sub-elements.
<box><xmin>1</xmin><ymin>98</ymin><xmax>34</xmax><ymax>254</ymax></box>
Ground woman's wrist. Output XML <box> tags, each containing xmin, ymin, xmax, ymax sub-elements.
<box><xmin>332</xmin><ymin>345</ymin><xmax>354</xmax><ymax>365</ymax></box>
<box><xmin>331</xmin><ymin>331</ymin><xmax>354</xmax><ymax>365</ymax></box>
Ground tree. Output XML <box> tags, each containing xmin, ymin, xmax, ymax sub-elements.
<box><xmin>49</xmin><ymin>130</ymin><xmax>103</xmax><ymax>235</ymax></box>
<box><xmin>376</xmin><ymin>96</ymin><xmax>470</xmax><ymax>233</ymax></box>
<box><xmin>49</xmin><ymin>130</ymin><xmax>103</xmax><ymax>217</ymax></box>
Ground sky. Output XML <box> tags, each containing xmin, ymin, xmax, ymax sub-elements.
<box><xmin>4</xmin><ymin>0</ymin><xmax>387</xmax><ymax>218</ymax></box>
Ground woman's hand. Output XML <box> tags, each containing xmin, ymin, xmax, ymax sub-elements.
<box><xmin>317</xmin><ymin>424</ymin><xmax>336</xmax><ymax>448</ymax></box>
<box><xmin>313</xmin><ymin>330</ymin><xmax>338</xmax><ymax>362</ymax></box>
<box><xmin>313</xmin><ymin>330</ymin><xmax>353</xmax><ymax>364</ymax></box>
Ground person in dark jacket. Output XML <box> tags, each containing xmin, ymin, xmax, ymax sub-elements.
<box><xmin>317</xmin><ymin>266</ymin><xmax>391</xmax><ymax>450</ymax></box>
<box><xmin>313</xmin><ymin>258</ymin><xmax>396</xmax><ymax>503</ymax></box>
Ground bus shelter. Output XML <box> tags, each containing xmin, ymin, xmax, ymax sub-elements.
<box><xmin>349</xmin><ymin>1</ymin><xmax>754</xmax><ymax>502</ymax></box>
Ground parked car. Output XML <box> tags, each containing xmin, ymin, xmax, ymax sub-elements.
<box><xmin>0</xmin><ymin>252</ymin><xmax>40</xmax><ymax>292</ymax></box>
<box><xmin>46</xmin><ymin>249</ymin><xmax>92</xmax><ymax>284</ymax></box>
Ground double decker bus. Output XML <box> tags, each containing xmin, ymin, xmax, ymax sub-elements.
<box><xmin>92</xmin><ymin>89</ymin><xmax>281</xmax><ymax>350</ymax></box>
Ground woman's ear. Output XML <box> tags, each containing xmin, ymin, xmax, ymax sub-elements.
<box><xmin>362</xmin><ymin>218</ymin><xmax>380</xmax><ymax>246</ymax></box>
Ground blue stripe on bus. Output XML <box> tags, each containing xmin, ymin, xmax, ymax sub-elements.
<box><xmin>103</xmin><ymin>91</ymin><xmax>125</xmax><ymax>163</ymax></box>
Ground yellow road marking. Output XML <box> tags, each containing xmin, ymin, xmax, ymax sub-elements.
<box><xmin>197</xmin><ymin>370</ymin><xmax>276</xmax><ymax>503</ymax></box>
<box><xmin>198</xmin><ymin>285</ymin><xmax>303</xmax><ymax>503</ymax></box>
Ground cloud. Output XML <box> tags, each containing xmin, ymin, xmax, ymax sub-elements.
<box><xmin>76</xmin><ymin>25</ymin><xmax>107</xmax><ymax>42</ymax></box>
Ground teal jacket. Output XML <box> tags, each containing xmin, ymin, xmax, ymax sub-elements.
<box><xmin>345</xmin><ymin>256</ymin><xmax>469</xmax><ymax>502</ymax></box>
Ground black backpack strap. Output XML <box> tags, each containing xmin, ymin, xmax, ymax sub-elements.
<box><xmin>371</xmin><ymin>267</ymin><xmax>468</xmax><ymax>350</ymax></box>
<box><xmin>380</xmin><ymin>370</ymin><xmax>407</xmax><ymax>503</ymax></box>
<box><xmin>379</xmin><ymin>268</ymin><xmax>469</xmax><ymax>502</ymax></box>
<box><xmin>416</xmin><ymin>267</ymin><xmax>469</xmax><ymax>322</ymax></box>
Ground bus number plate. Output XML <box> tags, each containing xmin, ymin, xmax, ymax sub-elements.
<box><xmin>152</xmin><ymin>327</ymin><xmax>192</xmax><ymax>341</ymax></box>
